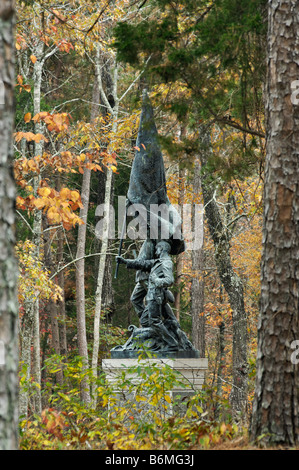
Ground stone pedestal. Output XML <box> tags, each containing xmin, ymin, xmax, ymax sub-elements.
<box><xmin>102</xmin><ymin>356</ymin><xmax>208</xmax><ymax>418</ymax></box>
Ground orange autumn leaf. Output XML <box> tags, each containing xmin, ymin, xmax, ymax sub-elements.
<box><xmin>32</xmin><ymin>111</ymin><xmax>50</xmax><ymax>122</ymax></box>
<box><xmin>16</xmin><ymin>196</ymin><xmax>26</xmax><ymax>209</ymax></box>
<box><xmin>14</xmin><ymin>131</ymin><xmax>48</xmax><ymax>143</ymax></box>
<box><xmin>24</xmin><ymin>112</ymin><xmax>31</xmax><ymax>123</ymax></box>
<box><xmin>16</xmin><ymin>74</ymin><xmax>23</xmax><ymax>85</ymax></box>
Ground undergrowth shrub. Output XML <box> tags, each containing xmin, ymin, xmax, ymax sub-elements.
<box><xmin>19</xmin><ymin>352</ymin><xmax>241</xmax><ymax>450</ymax></box>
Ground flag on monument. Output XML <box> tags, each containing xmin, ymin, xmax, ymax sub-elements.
<box><xmin>126</xmin><ymin>90</ymin><xmax>185</xmax><ymax>255</ymax></box>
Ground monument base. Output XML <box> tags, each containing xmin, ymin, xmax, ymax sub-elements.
<box><xmin>110</xmin><ymin>349</ymin><xmax>200</xmax><ymax>359</ymax></box>
<box><xmin>102</xmin><ymin>356</ymin><xmax>208</xmax><ymax>419</ymax></box>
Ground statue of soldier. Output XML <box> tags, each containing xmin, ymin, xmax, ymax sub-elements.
<box><xmin>129</xmin><ymin>238</ymin><xmax>156</xmax><ymax>326</ymax></box>
<box><xmin>117</xmin><ymin>240</ymin><xmax>178</xmax><ymax>350</ymax></box>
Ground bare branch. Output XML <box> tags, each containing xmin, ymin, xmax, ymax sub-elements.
<box><xmin>49</xmin><ymin>251</ymin><xmax>115</xmax><ymax>280</ymax></box>
<box><xmin>16</xmin><ymin>210</ymin><xmax>34</xmax><ymax>234</ymax></box>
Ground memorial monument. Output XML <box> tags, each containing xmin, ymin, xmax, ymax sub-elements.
<box><xmin>102</xmin><ymin>91</ymin><xmax>208</xmax><ymax>411</ymax></box>
<box><xmin>112</xmin><ymin>90</ymin><xmax>199</xmax><ymax>359</ymax></box>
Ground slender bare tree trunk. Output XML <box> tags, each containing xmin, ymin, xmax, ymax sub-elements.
<box><xmin>174</xmin><ymin>165</ymin><xmax>185</xmax><ymax>321</ymax></box>
<box><xmin>75</xmin><ymin>71</ymin><xmax>103</xmax><ymax>404</ymax></box>
<box><xmin>200</xmin><ymin>127</ymin><xmax>248</xmax><ymax>419</ymax></box>
<box><xmin>75</xmin><ymin>162</ymin><xmax>92</xmax><ymax>404</ymax></box>
<box><xmin>250</xmin><ymin>0</ymin><xmax>299</xmax><ymax>446</ymax></box>
<box><xmin>18</xmin><ymin>15</ymin><xmax>46</xmax><ymax>419</ymax></box>
<box><xmin>42</xmin><ymin>216</ymin><xmax>63</xmax><ymax>385</ymax></box>
<box><xmin>19</xmin><ymin>301</ymin><xmax>34</xmax><ymax>418</ymax></box>
<box><xmin>92</xmin><ymin>165</ymin><xmax>114</xmax><ymax>406</ymax></box>
<box><xmin>0</xmin><ymin>1</ymin><xmax>19</xmax><ymax>448</ymax></box>
<box><xmin>28</xmin><ymin>7</ymin><xmax>58</xmax><ymax>414</ymax></box>
<box><xmin>31</xmin><ymin>38</ymin><xmax>45</xmax><ymax>416</ymax></box>
<box><xmin>94</xmin><ymin>60</ymin><xmax>115</xmax><ymax>322</ymax></box>
<box><xmin>191</xmin><ymin>158</ymin><xmax>205</xmax><ymax>357</ymax></box>
<box><xmin>215</xmin><ymin>321</ymin><xmax>225</xmax><ymax>418</ymax></box>
<box><xmin>91</xmin><ymin>53</ymin><xmax>119</xmax><ymax>406</ymax></box>
<box><xmin>56</xmin><ymin>175</ymin><xmax>67</xmax><ymax>357</ymax></box>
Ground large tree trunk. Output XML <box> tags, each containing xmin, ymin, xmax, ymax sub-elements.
<box><xmin>200</xmin><ymin>127</ymin><xmax>248</xmax><ymax>418</ymax></box>
<box><xmin>0</xmin><ymin>0</ymin><xmax>19</xmax><ymax>449</ymax></box>
<box><xmin>250</xmin><ymin>0</ymin><xmax>299</xmax><ymax>446</ymax></box>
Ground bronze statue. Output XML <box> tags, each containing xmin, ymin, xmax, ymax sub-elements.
<box><xmin>112</xmin><ymin>90</ymin><xmax>198</xmax><ymax>358</ymax></box>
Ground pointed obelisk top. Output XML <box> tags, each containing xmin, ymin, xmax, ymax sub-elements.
<box><xmin>127</xmin><ymin>90</ymin><xmax>167</xmax><ymax>209</ymax></box>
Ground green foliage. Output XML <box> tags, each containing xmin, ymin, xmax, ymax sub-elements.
<box><xmin>113</xmin><ymin>0</ymin><xmax>267</xmax><ymax>181</ymax></box>
<box><xmin>19</xmin><ymin>353</ymin><xmax>240</xmax><ymax>450</ymax></box>
<box><xmin>114</xmin><ymin>15</ymin><xmax>178</xmax><ymax>67</ymax></box>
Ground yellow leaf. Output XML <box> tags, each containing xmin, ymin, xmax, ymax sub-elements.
<box><xmin>33</xmin><ymin>198</ymin><xmax>46</xmax><ymax>210</ymax></box>
<box><xmin>60</xmin><ymin>188</ymin><xmax>71</xmax><ymax>200</ymax></box>
<box><xmin>70</xmin><ymin>190</ymin><xmax>80</xmax><ymax>202</ymax></box>
<box><xmin>220</xmin><ymin>423</ymin><xmax>227</xmax><ymax>435</ymax></box>
<box><xmin>30</xmin><ymin>55</ymin><xmax>37</xmax><ymax>64</ymax></box>
<box><xmin>47</xmin><ymin>207</ymin><xmax>61</xmax><ymax>223</ymax></box>
<box><xmin>38</xmin><ymin>187</ymin><xmax>51</xmax><ymax>197</ymax></box>
<box><xmin>164</xmin><ymin>394</ymin><xmax>172</xmax><ymax>404</ymax></box>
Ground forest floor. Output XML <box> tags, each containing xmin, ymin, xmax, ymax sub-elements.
<box><xmin>207</xmin><ymin>435</ymin><xmax>299</xmax><ymax>451</ymax></box>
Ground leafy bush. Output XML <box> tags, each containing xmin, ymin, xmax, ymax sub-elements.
<box><xmin>19</xmin><ymin>352</ymin><xmax>240</xmax><ymax>450</ymax></box>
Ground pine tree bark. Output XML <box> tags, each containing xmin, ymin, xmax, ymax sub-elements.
<box><xmin>0</xmin><ymin>0</ymin><xmax>19</xmax><ymax>449</ymax></box>
<box><xmin>250</xmin><ymin>0</ymin><xmax>299</xmax><ymax>446</ymax></box>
